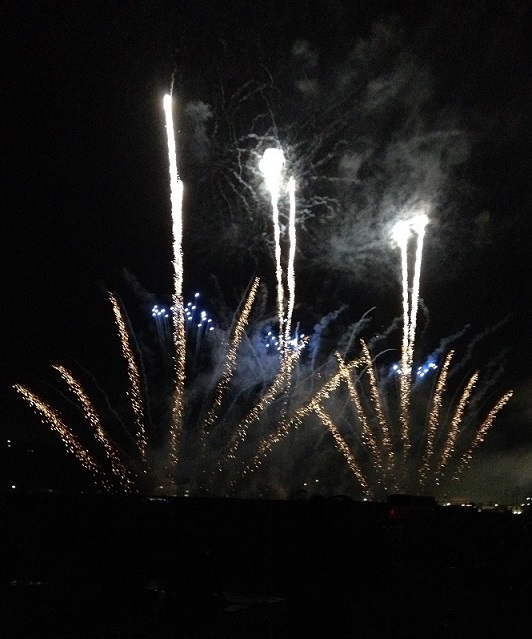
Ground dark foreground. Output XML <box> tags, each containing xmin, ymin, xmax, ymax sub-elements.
<box><xmin>1</xmin><ymin>493</ymin><xmax>531</xmax><ymax>638</ymax></box>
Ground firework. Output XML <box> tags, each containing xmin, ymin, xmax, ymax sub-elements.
<box><xmin>163</xmin><ymin>93</ymin><xmax>186</xmax><ymax>471</ymax></box>
<box><xmin>260</xmin><ymin>148</ymin><xmax>286</xmax><ymax>349</ymax></box>
<box><xmin>53</xmin><ymin>365</ymin><xmax>134</xmax><ymax>489</ymax></box>
<box><xmin>12</xmin><ymin>91</ymin><xmax>513</xmax><ymax>501</ymax></box>
<box><xmin>391</xmin><ymin>214</ymin><xmax>428</xmax><ymax>457</ymax></box>
<box><xmin>202</xmin><ymin>277</ymin><xmax>260</xmax><ymax>435</ymax></box>
<box><xmin>109</xmin><ymin>292</ymin><xmax>147</xmax><ymax>461</ymax></box>
<box><xmin>13</xmin><ymin>384</ymin><xmax>105</xmax><ymax>484</ymax></box>
<box><xmin>419</xmin><ymin>350</ymin><xmax>454</xmax><ymax>487</ymax></box>
<box><xmin>285</xmin><ymin>176</ymin><xmax>297</xmax><ymax>348</ymax></box>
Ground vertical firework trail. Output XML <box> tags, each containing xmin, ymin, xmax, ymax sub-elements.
<box><xmin>393</xmin><ymin>220</ymin><xmax>412</xmax><ymax>457</ymax></box>
<box><xmin>163</xmin><ymin>93</ymin><xmax>186</xmax><ymax>473</ymax></box>
<box><xmin>285</xmin><ymin>176</ymin><xmax>297</xmax><ymax>348</ymax></box>
<box><xmin>393</xmin><ymin>215</ymin><xmax>428</xmax><ymax>461</ymax></box>
<box><xmin>408</xmin><ymin>215</ymin><xmax>429</xmax><ymax>373</ymax></box>
<box><xmin>259</xmin><ymin>148</ymin><xmax>286</xmax><ymax>350</ymax></box>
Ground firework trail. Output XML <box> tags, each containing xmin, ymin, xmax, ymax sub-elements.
<box><xmin>336</xmin><ymin>354</ymin><xmax>386</xmax><ymax>487</ymax></box>
<box><xmin>419</xmin><ymin>350</ymin><xmax>454</xmax><ymax>487</ymax></box>
<box><xmin>53</xmin><ymin>364</ymin><xmax>134</xmax><ymax>490</ymax></box>
<box><xmin>242</xmin><ymin>357</ymin><xmax>362</xmax><ymax>477</ymax></box>
<box><xmin>435</xmin><ymin>370</ymin><xmax>479</xmax><ymax>479</ymax></box>
<box><xmin>163</xmin><ymin>93</ymin><xmax>186</xmax><ymax>470</ymax></box>
<box><xmin>408</xmin><ymin>215</ymin><xmax>428</xmax><ymax>372</ymax></box>
<box><xmin>314</xmin><ymin>404</ymin><xmax>373</xmax><ymax>499</ymax></box>
<box><xmin>109</xmin><ymin>292</ymin><xmax>147</xmax><ymax>461</ymax></box>
<box><xmin>13</xmin><ymin>384</ymin><xmax>105</xmax><ymax>484</ymax></box>
<box><xmin>285</xmin><ymin>176</ymin><xmax>297</xmax><ymax>348</ymax></box>
<box><xmin>360</xmin><ymin>340</ymin><xmax>394</xmax><ymax>470</ymax></box>
<box><xmin>202</xmin><ymin>277</ymin><xmax>260</xmax><ymax>435</ymax></box>
<box><xmin>224</xmin><ymin>341</ymin><xmax>306</xmax><ymax>465</ymax></box>
<box><xmin>259</xmin><ymin>148</ymin><xmax>286</xmax><ymax>349</ymax></box>
<box><xmin>392</xmin><ymin>215</ymin><xmax>428</xmax><ymax>457</ymax></box>
<box><xmin>452</xmin><ymin>390</ymin><xmax>514</xmax><ymax>481</ymax></box>
<box><xmin>393</xmin><ymin>220</ymin><xmax>412</xmax><ymax>453</ymax></box>
<box><xmin>258</xmin><ymin>150</ymin><xmax>298</xmax><ymax>355</ymax></box>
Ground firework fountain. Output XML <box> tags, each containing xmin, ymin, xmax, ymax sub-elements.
<box><xmin>13</xmin><ymin>93</ymin><xmax>513</xmax><ymax>500</ymax></box>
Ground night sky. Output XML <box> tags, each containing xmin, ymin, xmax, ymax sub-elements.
<box><xmin>1</xmin><ymin>1</ymin><xmax>530</xmax><ymax>500</ymax></box>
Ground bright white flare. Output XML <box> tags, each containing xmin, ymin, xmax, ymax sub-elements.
<box><xmin>259</xmin><ymin>148</ymin><xmax>285</xmax><ymax>198</ymax></box>
<box><xmin>391</xmin><ymin>219</ymin><xmax>411</xmax><ymax>246</ymax></box>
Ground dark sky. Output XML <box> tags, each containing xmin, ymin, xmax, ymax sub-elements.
<box><xmin>1</xmin><ymin>1</ymin><xmax>530</xmax><ymax>498</ymax></box>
